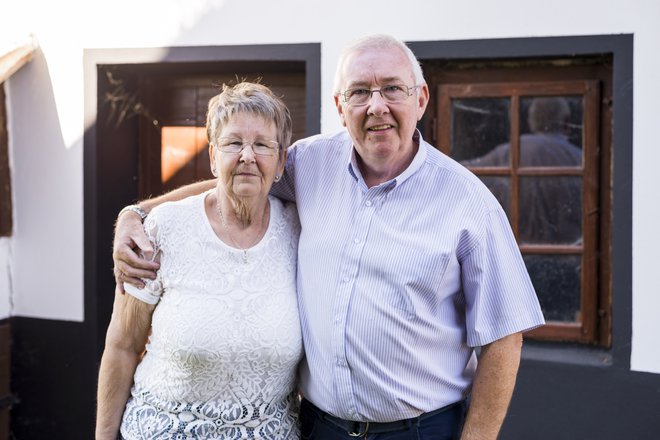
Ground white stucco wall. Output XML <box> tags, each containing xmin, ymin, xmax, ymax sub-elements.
<box><xmin>2</xmin><ymin>0</ymin><xmax>659</xmax><ymax>372</ymax></box>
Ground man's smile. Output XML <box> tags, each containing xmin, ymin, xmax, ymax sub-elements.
<box><xmin>367</xmin><ymin>124</ymin><xmax>394</xmax><ymax>132</ymax></box>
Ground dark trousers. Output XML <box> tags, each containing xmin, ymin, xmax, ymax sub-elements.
<box><xmin>300</xmin><ymin>399</ymin><xmax>466</xmax><ymax>440</ymax></box>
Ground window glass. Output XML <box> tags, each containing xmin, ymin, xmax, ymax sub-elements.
<box><xmin>519</xmin><ymin>96</ymin><xmax>584</xmax><ymax>167</ymax></box>
<box><xmin>519</xmin><ymin>176</ymin><xmax>583</xmax><ymax>245</ymax></box>
<box><xmin>451</xmin><ymin>98</ymin><xmax>510</xmax><ymax>163</ymax></box>
<box><xmin>479</xmin><ymin>176</ymin><xmax>511</xmax><ymax>215</ymax></box>
<box><xmin>524</xmin><ymin>254</ymin><xmax>582</xmax><ymax>323</ymax></box>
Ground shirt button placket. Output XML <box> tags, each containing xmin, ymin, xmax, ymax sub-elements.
<box><xmin>333</xmin><ymin>190</ymin><xmax>380</xmax><ymax>416</ymax></box>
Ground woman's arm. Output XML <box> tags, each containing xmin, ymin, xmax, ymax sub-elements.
<box><xmin>96</xmin><ymin>286</ymin><xmax>156</xmax><ymax>439</ymax></box>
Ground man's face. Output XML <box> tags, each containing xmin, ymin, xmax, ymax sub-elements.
<box><xmin>334</xmin><ymin>46</ymin><xmax>429</xmax><ymax>177</ymax></box>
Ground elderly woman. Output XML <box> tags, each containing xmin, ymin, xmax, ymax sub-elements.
<box><xmin>96</xmin><ymin>82</ymin><xmax>302</xmax><ymax>440</ymax></box>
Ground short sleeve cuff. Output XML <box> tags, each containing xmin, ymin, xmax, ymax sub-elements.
<box><xmin>124</xmin><ymin>280</ymin><xmax>162</xmax><ymax>305</ymax></box>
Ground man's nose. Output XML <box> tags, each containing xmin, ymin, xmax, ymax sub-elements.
<box><xmin>367</xmin><ymin>90</ymin><xmax>389</xmax><ymax>115</ymax></box>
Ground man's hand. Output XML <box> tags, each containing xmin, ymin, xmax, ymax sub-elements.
<box><xmin>112</xmin><ymin>211</ymin><xmax>159</xmax><ymax>291</ymax></box>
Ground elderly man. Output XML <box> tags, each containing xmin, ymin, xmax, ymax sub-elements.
<box><xmin>113</xmin><ymin>34</ymin><xmax>544</xmax><ymax>440</ymax></box>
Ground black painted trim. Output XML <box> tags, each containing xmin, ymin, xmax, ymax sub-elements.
<box><xmin>10</xmin><ymin>317</ymin><xmax>95</xmax><ymax>437</ymax></box>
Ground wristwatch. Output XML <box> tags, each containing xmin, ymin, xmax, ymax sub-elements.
<box><xmin>118</xmin><ymin>204</ymin><xmax>148</xmax><ymax>222</ymax></box>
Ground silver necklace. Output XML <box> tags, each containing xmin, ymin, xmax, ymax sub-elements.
<box><xmin>216</xmin><ymin>201</ymin><xmax>268</xmax><ymax>263</ymax></box>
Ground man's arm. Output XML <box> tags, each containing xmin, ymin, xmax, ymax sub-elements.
<box><xmin>113</xmin><ymin>179</ymin><xmax>215</xmax><ymax>288</ymax></box>
<box><xmin>96</xmin><ymin>287</ymin><xmax>156</xmax><ymax>439</ymax></box>
<box><xmin>460</xmin><ymin>332</ymin><xmax>522</xmax><ymax>440</ymax></box>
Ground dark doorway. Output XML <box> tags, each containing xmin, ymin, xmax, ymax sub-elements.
<box><xmin>81</xmin><ymin>44</ymin><xmax>320</xmax><ymax>438</ymax></box>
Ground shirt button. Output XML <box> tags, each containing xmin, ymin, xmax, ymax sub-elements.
<box><xmin>354</xmin><ymin>238</ymin><xmax>360</xmax><ymax>244</ymax></box>
<box><xmin>365</xmin><ymin>200</ymin><xmax>372</xmax><ymax>207</ymax></box>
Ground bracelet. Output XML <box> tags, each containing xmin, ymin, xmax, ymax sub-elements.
<box><xmin>118</xmin><ymin>204</ymin><xmax>147</xmax><ymax>222</ymax></box>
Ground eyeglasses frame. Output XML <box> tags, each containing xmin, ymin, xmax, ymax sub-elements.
<box><xmin>339</xmin><ymin>84</ymin><xmax>420</xmax><ymax>106</ymax></box>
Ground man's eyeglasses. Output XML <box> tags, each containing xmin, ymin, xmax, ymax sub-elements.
<box><xmin>215</xmin><ymin>138</ymin><xmax>280</xmax><ymax>156</ymax></box>
<box><xmin>340</xmin><ymin>84</ymin><xmax>419</xmax><ymax>106</ymax></box>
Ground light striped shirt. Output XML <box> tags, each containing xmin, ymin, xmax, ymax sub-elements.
<box><xmin>273</xmin><ymin>129</ymin><xmax>544</xmax><ymax>423</ymax></box>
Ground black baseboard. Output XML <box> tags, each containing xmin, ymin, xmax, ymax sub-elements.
<box><xmin>502</xmin><ymin>360</ymin><xmax>660</xmax><ymax>439</ymax></box>
<box><xmin>9</xmin><ymin>317</ymin><xmax>96</xmax><ymax>439</ymax></box>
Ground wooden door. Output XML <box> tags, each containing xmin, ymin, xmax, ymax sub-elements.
<box><xmin>138</xmin><ymin>73</ymin><xmax>306</xmax><ymax>199</ymax></box>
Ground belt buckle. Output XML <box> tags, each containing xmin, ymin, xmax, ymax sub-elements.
<box><xmin>348</xmin><ymin>422</ymin><xmax>369</xmax><ymax>437</ymax></box>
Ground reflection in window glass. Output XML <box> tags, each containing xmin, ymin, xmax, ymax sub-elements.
<box><xmin>451</xmin><ymin>98</ymin><xmax>510</xmax><ymax>163</ymax></box>
<box><xmin>479</xmin><ymin>176</ymin><xmax>510</xmax><ymax>216</ymax></box>
<box><xmin>519</xmin><ymin>176</ymin><xmax>582</xmax><ymax>245</ymax></box>
<box><xmin>524</xmin><ymin>254</ymin><xmax>581</xmax><ymax>323</ymax></box>
<box><xmin>519</xmin><ymin>96</ymin><xmax>583</xmax><ymax>167</ymax></box>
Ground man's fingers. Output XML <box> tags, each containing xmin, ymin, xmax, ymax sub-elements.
<box><xmin>115</xmin><ymin>257</ymin><xmax>157</xmax><ymax>279</ymax></box>
<box><xmin>113</xmin><ymin>266</ymin><xmax>146</xmax><ymax>290</ymax></box>
<box><xmin>114</xmin><ymin>244</ymin><xmax>159</xmax><ymax>271</ymax></box>
<box><xmin>122</xmin><ymin>274</ymin><xmax>146</xmax><ymax>289</ymax></box>
<box><xmin>132</xmin><ymin>232</ymin><xmax>155</xmax><ymax>261</ymax></box>
<box><xmin>112</xmin><ymin>208</ymin><xmax>158</xmax><ymax>290</ymax></box>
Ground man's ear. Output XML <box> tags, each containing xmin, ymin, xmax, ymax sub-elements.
<box><xmin>334</xmin><ymin>95</ymin><xmax>347</xmax><ymax>127</ymax></box>
<box><xmin>416</xmin><ymin>84</ymin><xmax>430</xmax><ymax>121</ymax></box>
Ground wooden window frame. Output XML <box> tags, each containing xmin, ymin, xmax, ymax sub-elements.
<box><xmin>421</xmin><ymin>57</ymin><xmax>613</xmax><ymax>346</ymax></box>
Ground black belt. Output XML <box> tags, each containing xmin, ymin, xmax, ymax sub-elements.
<box><xmin>303</xmin><ymin>399</ymin><xmax>464</xmax><ymax>437</ymax></box>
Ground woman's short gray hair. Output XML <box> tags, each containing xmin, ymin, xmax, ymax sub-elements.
<box><xmin>333</xmin><ymin>34</ymin><xmax>426</xmax><ymax>95</ymax></box>
<box><xmin>206</xmin><ymin>81</ymin><xmax>292</xmax><ymax>148</ymax></box>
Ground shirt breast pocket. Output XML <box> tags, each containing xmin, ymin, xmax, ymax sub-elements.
<box><xmin>383</xmin><ymin>251</ymin><xmax>453</xmax><ymax>319</ymax></box>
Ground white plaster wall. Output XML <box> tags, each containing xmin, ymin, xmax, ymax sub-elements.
<box><xmin>2</xmin><ymin>0</ymin><xmax>659</xmax><ymax>371</ymax></box>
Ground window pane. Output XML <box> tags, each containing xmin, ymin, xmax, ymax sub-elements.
<box><xmin>519</xmin><ymin>176</ymin><xmax>582</xmax><ymax>245</ymax></box>
<box><xmin>480</xmin><ymin>176</ymin><xmax>510</xmax><ymax>216</ymax></box>
<box><xmin>451</xmin><ymin>98</ymin><xmax>510</xmax><ymax>163</ymax></box>
<box><xmin>519</xmin><ymin>96</ymin><xmax>583</xmax><ymax>167</ymax></box>
<box><xmin>524</xmin><ymin>254</ymin><xmax>581</xmax><ymax>323</ymax></box>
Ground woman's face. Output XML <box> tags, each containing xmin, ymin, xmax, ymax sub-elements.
<box><xmin>210</xmin><ymin>112</ymin><xmax>285</xmax><ymax>201</ymax></box>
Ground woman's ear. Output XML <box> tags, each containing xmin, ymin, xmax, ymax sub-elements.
<box><xmin>209</xmin><ymin>144</ymin><xmax>218</xmax><ymax>177</ymax></box>
<box><xmin>276</xmin><ymin>146</ymin><xmax>288</xmax><ymax>180</ymax></box>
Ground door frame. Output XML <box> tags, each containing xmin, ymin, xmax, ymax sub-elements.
<box><xmin>83</xmin><ymin>43</ymin><xmax>321</xmax><ymax>361</ymax></box>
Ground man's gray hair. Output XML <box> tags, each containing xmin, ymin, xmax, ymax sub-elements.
<box><xmin>333</xmin><ymin>34</ymin><xmax>426</xmax><ymax>95</ymax></box>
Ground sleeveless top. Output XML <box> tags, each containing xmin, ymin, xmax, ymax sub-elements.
<box><xmin>120</xmin><ymin>191</ymin><xmax>303</xmax><ymax>440</ymax></box>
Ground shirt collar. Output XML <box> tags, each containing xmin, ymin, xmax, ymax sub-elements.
<box><xmin>347</xmin><ymin>129</ymin><xmax>427</xmax><ymax>189</ymax></box>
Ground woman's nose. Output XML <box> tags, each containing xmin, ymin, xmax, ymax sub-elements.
<box><xmin>239</xmin><ymin>144</ymin><xmax>257</xmax><ymax>162</ymax></box>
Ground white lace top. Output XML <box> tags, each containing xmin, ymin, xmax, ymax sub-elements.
<box><xmin>120</xmin><ymin>191</ymin><xmax>303</xmax><ymax>440</ymax></box>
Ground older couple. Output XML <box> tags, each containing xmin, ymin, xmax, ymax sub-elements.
<box><xmin>98</xmin><ymin>34</ymin><xmax>544</xmax><ymax>440</ymax></box>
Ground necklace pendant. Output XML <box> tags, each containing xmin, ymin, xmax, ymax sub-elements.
<box><xmin>242</xmin><ymin>249</ymin><xmax>248</xmax><ymax>263</ymax></box>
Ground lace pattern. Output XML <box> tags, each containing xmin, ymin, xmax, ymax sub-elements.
<box><xmin>121</xmin><ymin>192</ymin><xmax>302</xmax><ymax>440</ymax></box>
